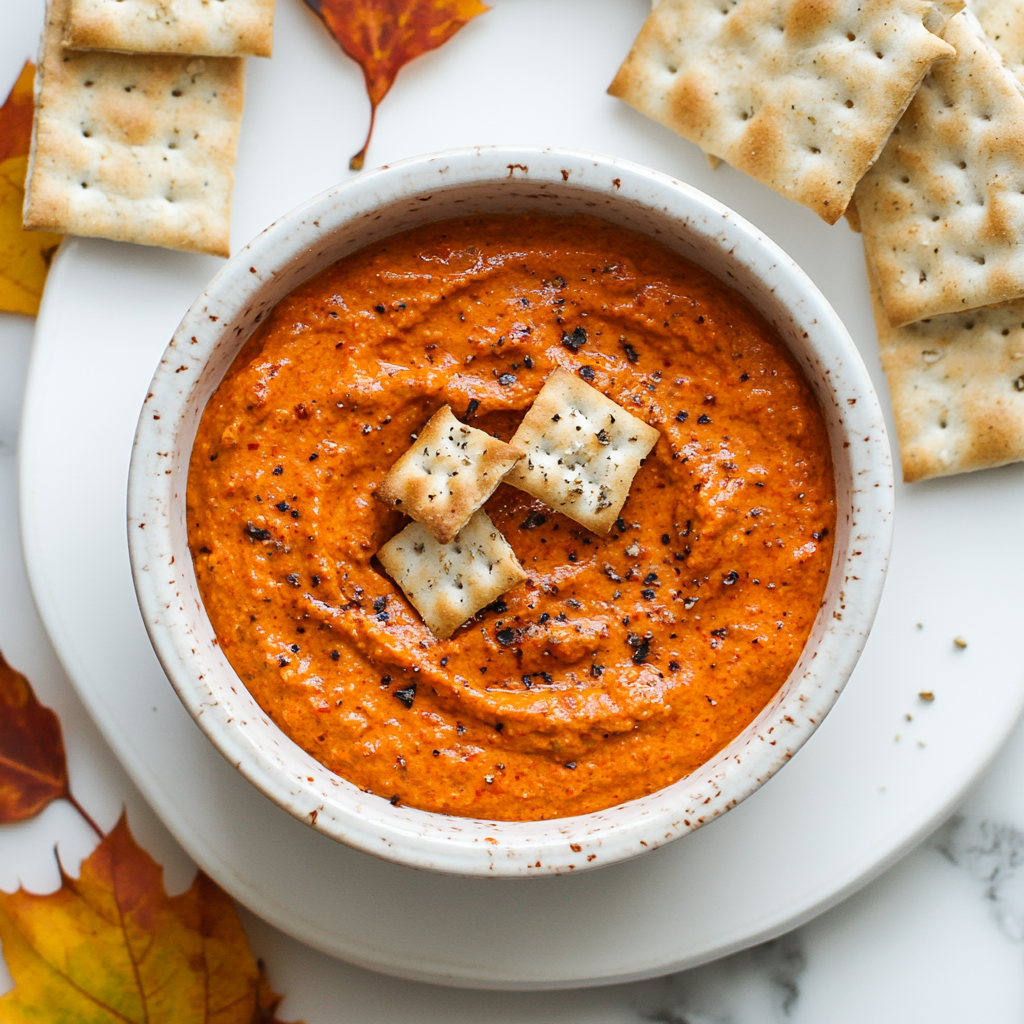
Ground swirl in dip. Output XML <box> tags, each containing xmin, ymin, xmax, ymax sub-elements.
<box><xmin>187</xmin><ymin>213</ymin><xmax>836</xmax><ymax>820</ymax></box>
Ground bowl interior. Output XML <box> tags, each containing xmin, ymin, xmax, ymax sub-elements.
<box><xmin>129</xmin><ymin>148</ymin><xmax>893</xmax><ymax>876</ymax></box>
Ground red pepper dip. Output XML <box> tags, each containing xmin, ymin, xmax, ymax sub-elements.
<box><xmin>187</xmin><ymin>213</ymin><xmax>836</xmax><ymax>821</ymax></box>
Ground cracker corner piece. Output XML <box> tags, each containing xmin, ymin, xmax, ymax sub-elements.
<box><xmin>23</xmin><ymin>0</ymin><xmax>244</xmax><ymax>256</ymax></box>
<box><xmin>377</xmin><ymin>512</ymin><xmax>528</xmax><ymax>639</ymax></box>
<box><xmin>376</xmin><ymin>405</ymin><xmax>524</xmax><ymax>544</ymax></box>
<box><xmin>866</xmin><ymin>258</ymin><xmax>1024</xmax><ymax>482</ymax></box>
<box><xmin>64</xmin><ymin>0</ymin><xmax>274</xmax><ymax>58</ymax></box>
<box><xmin>607</xmin><ymin>0</ymin><xmax>960</xmax><ymax>224</ymax></box>
<box><xmin>506</xmin><ymin>367</ymin><xmax>660</xmax><ymax>534</ymax></box>
<box><xmin>857</xmin><ymin>9</ymin><xmax>1024</xmax><ymax>327</ymax></box>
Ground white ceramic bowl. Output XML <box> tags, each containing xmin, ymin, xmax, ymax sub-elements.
<box><xmin>128</xmin><ymin>146</ymin><xmax>893</xmax><ymax>878</ymax></box>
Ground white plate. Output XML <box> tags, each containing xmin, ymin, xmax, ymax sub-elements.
<box><xmin>19</xmin><ymin>0</ymin><xmax>1024</xmax><ymax>989</ymax></box>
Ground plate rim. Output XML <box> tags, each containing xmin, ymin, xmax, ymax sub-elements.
<box><xmin>19</xmin><ymin>233</ymin><xmax>1024</xmax><ymax>992</ymax></box>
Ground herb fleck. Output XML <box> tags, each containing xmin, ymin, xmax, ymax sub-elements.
<box><xmin>393</xmin><ymin>684</ymin><xmax>416</xmax><ymax>708</ymax></box>
<box><xmin>561</xmin><ymin>326</ymin><xmax>587</xmax><ymax>352</ymax></box>
<box><xmin>244</xmin><ymin>522</ymin><xmax>271</xmax><ymax>542</ymax></box>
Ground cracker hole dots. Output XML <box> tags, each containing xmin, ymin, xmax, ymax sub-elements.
<box><xmin>845</xmin><ymin>99</ymin><xmax>854</xmax><ymax>108</ymax></box>
<box><xmin>958</xmin><ymin>161</ymin><xmax>967</xmax><ymax>170</ymax></box>
<box><xmin>847</xmin><ymin>31</ymin><xmax>856</xmax><ymax>41</ymax></box>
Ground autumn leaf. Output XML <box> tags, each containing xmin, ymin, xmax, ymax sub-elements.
<box><xmin>0</xmin><ymin>649</ymin><xmax>102</xmax><ymax>834</ymax></box>
<box><xmin>0</xmin><ymin>656</ymin><xmax>296</xmax><ymax>1019</ymax></box>
<box><xmin>0</xmin><ymin>61</ymin><xmax>63</xmax><ymax>317</ymax></box>
<box><xmin>253</xmin><ymin>960</ymin><xmax>292</xmax><ymax>1024</ymax></box>
<box><xmin>0</xmin><ymin>813</ymin><xmax>301</xmax><ymax>1023</ymax></box>
<box><xmin>303</xmin><ymin>0</ymin><xmax>489</xmax><ymax>170</ymax></box>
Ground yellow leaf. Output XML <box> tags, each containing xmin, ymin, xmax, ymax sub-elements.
<box><xmin>0</xmin><ymin>62</ymin><xmax>63</xmax><ymax>317</ymax></box>
<box><xmin>0</xmin><ymin>813</ymin><xmax>301</xmax><ymax>1024</ymax></box>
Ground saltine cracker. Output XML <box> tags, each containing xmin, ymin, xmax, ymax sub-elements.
<box><xmin>506</xmin><ymin>367</ymin><xmax>660</xmax><ymax>534</ymax></box>
<box><xmin>24</xmin><ymin>0</ymin><xmax>244</xmax><ymax>256</ymax></box>
<box><xmin>608</xmin><ymin>0</ymin><xmax>961</xmax><ymax>224</ymax></box>
<box><xmin>868</xmin><ymin>261</ymin><xmax>1024</xmax><ymax>482</ymax></box>
<box><xmin>376</xmin><ymin>405</ymin><xmax>523</xmax><ymax>544</ymax></box>
<box><xmin>64</xmin><ymin>0</ymin><xmax>275</xmax><ymax>59</ymax></box>
<box><xmin>857</xmin><ymin>10</ymin><xmax>1024</xmax><ymax>326</ymax></box>
<box><xmin>377</xmin><ymin>511</ymin><xmax>528</xmax><ymax>639</ymax></box>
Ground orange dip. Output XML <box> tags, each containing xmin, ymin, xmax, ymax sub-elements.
<box><xmin>187</xmin><ymin>213</ymin><xmax>836</xmax><ymax>821</ymax></box>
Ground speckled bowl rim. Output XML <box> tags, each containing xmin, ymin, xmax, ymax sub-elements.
<box><xmin>127</xmin><ymin>146</ymin><xmax>894</xmax><ymax>878</ymax></box>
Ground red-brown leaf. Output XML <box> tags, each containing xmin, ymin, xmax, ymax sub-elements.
<box><xmin>0</xmin><ymin>650</ymin><xmax>70</xmax><ymax>824</ymax></box>
<box><xmin>303</xmin><ymin>0</ymin><xmax>489</xmax><ymax>169</ymax></box>
<box><xmin>253</xmin><ymin>959</ymin><xmax>291</xmax><ymax>1024</ymax></box>
<box><xmin>0</xmin><ymin>62</ymin><xmax>34</xmax><ymax>166</ymax></box>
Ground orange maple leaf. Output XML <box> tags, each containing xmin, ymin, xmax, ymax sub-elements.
<box><xmin>303</xmin><ymin>0</ymin><xmax>489</xmax><ymax>170</ymax></box>
<box><xmin>0</xmin><ymin>61</ymin><xmax>63</xmax><ymax>317</ymax></box>
<box><xmin>0</xmin><ymin>813</ymin><xmax>301</xmax><ymax>1023</ymax></box>
<box><xmin>0</xmin><ymin>650</ymin><xmax>100</xmax><ymax>834</ymax></box>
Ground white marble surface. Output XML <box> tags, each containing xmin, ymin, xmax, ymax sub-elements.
<box><xmin>4</xmin><ymin>0</ymin><xmax>1024</xmax><ymax>1014</ymax></box>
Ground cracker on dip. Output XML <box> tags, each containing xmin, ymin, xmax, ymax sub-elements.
<box><xmin>868</xmin><ymin>260</ymin><xmax>1024</xmax><ymax>481</ymax></box>
<box><xmin>506</xmin><ymin>367</ymin><xmax>660</xmax><ymax>534</ymax></box>
<box><xmin>23</xmin><ymin>0</ymin><xmax>244</xmax><ymax>256</ymax></box>
<box><xmin>64</xmin><ymin>0</ymin><xmax>274</xmax><ymax>58</ymax></box>
<box><xmin>857</xmin><ymin>11</ymin><xmax>1024</xmax><ymax>327</ymax></box>
<box><xmin>376</xmin><ymin>405</ymin><xmax>523</xmax><ymax>544</ymax></box>
<box><xmin>607</xmin><ymin>0</ymin><xmax>961</xmax><ymax>224</ymax></box>
<box><xmin>377</xmin><ymin>511</ymin><xmax>528</xmax><ymax>639</ymax></box>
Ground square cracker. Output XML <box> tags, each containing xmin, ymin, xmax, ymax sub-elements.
<box><xmin>505</xmin><ymin>367</ymin><xmax>660</xmax><ymax>534</ymax></box>
<box><xmin>867</xmin><ymin>259</ymin><xmax>1024</xmax><ymax>482</ymax></box>
<box><xmin>376</xmin><ymin>405</ymin><xmax>523</xmax><ymax>545</ymax></box>
<box><xmin>377</xmin><ymin>511</ymin><xmax>528</xmax><ymax>639</ymax></box>
<box><xmin>857</xmin><ymin>11</ymin><xmax>1024</xmax><ymax>327</ymax></box>
<box><xmin>23</xmin><ymin>0</ymin><xmax>244</xmax><ymax>257</ymax></box>
<box><xmin>64</xmin><ymin>0</ymin><xmax>274</xmax><ymax>59</ymax></box>
<box><xmin>607</xmin><ymin>0</ymin><xmax>960</xmax><ymax>224</ymax></box>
